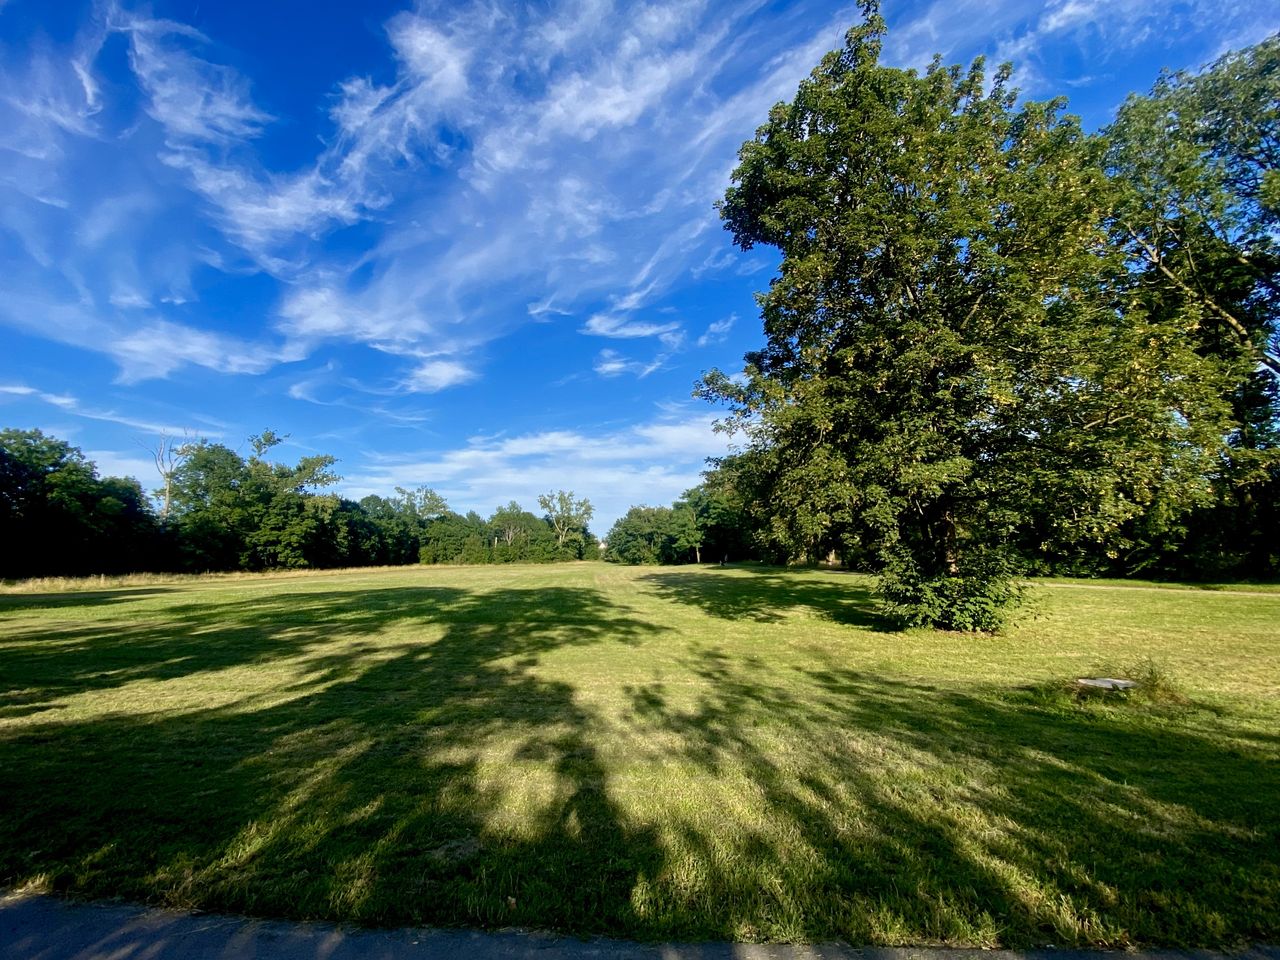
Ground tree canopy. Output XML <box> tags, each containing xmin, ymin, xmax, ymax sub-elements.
<box><xmin>0</xmin><ymin>429</ymin><xmax>159</xmax><ymax>578</ymax></box>
<box><xmin>538</xmin><ymin>490</ymin><xmax>595</xmax><ymax>556</ymax></box>
<box><xmin>699</xmin><ymin>8</ymin><xmax>1270</xmax><ymax>628</ymax></box>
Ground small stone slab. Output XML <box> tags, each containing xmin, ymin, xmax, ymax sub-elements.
<box><xmin>1076</xmin><ymin>677</ymin><xmax>1137</xmax><ymax>690</ymax></box>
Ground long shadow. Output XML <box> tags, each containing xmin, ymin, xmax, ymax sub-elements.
<box><xmin>0</xmin><ymin>584</ymin><xmax>668</xmax><ymax>934</ymax></box>
<box><xmin>620</xmin><ymin>656</ymin><xmax>1280</xmax><ymax>945</ymax></box>
<box><xmin>0</xmin><ymin>586</ymin><xmax>476</xmax><ymax>709</ymax></box>
<box><xmin>640</xmin><ymin>566</ymin><xmax>888</xmax><ymax>629</ymax></box>
<box><xmin>0</xmin><ymin>587</ymin><xmax>176</xmax><ymax>611</ymax></box>
<box><xmin>1</xmin><ymin>575</ymin><xmax>1277</xmax><ymax>945</ymax></box>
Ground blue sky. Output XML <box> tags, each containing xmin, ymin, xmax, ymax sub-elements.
<box><xmin>1</xmin><ymin>0</ymin><xmax>1276</xmax><ymax>531</ymax></box>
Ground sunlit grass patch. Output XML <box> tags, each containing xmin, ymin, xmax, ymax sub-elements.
<box><xmin>1</xmin><ymin>562</ymin><xmax>1277</xmax><ymax>945</ymax></box>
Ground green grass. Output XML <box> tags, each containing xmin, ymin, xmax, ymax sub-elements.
<box><xmin>1</xmin><ymin>563</ymin><xmax>1277</xmax><ymax>947</ymax></box>
<box><xmin>1037</xmin><ymin>576</ymin><xmax>1280</xmax><ymax>594</ymax></box>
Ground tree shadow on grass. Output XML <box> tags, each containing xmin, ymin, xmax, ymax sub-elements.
<box><xmin>0</xmin><ymin>587</ymin><xmax>176</xmax><ymax>611</ymax></box>
<box><xmin>639</xmin><ymin>567</ymin><xmax>889</xmax><ymax>629</ymax></box>
<box><xmin>619</xmin><ymin>657</ymin><xmax>1280</xmax><ymax>945</ymax></box>
<box><xmin>0</xmin><ymin>584</ymin><xmax>669</xmax><ymax>933</ymax></box>
<box><xmin>0</xmin><ymin>575</ymin><xmax>1277</xmax><ymax>946</ymax></box>
<box><xmin>0</xmin><ymin>586</ymin><xmax>476</xmax><ymax>708</ymax></box>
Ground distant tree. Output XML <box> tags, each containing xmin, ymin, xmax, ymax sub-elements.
<box><xmin>670</xmin><ymin>502</ymin><xmax>701</xmax><ymax>563</ymax></box>
<box><xmin>537</xmin><ymin>490</ymin><xmax>595</xmax><ymax>558</ymax></box>
<box><xmin>168</xmin><ymin>441</ymin><xmax>254</xmax><ymax>570</ymax></box>
<box><xmin>0</xmin><ymin>429</ymin><xmax>94</xmax><ymax>576</ymax></box>
<box><xmin>0</xmin><ymin>426</ymin><xmax>619</xmax><ymax>577</ymax></box>
<box><xmin>169</xmin><ymin>432</ymin><xmax>341</xmax><ymax>571</ymax></box>
<box><xmin>605</xmin><ymin>506</ymin><xmax>685</xmax><ymax>565</ymax></box>
<box><xmin>395</xmin><ymin>485</ymin><xmax>449</xmax><ymax>521</ymax></box>
<box><xmin>323</xmin><ymin>497</ymin><xmax>385</xmax><ymax>567</ymax></box>
<box><xmin>146</xmin><ymin>434</ymin><xmax>189</xmax><ymax>521</ymax></box>
<box><xmin>487</xmin><ymin>501</ymin><xmax>557</xmax><ymax>563</ymax></box>
<box><xmin>420</xmin><ymin>510</ymin><xmax>490</xmax><ymax>564</ymax></box>
<box><xmin>675</xmin><ymin>473</ymin><xmax>761</xmax><ymax>564</ymax></box>
<box><xmin>489</xmin><ymin>500</ymin><xmax>529</xmax><ymax>549</ymax></box>
<box><xmin>92</xmin><ymin>476</ymin><xmax>165</xmax><ymax>572</ymax></box>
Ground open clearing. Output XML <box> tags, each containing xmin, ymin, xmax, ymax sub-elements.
<box><xmin>1</xmin><ymin>563</ymin><xmax>1277</xmax><ymax>947</ymax></box>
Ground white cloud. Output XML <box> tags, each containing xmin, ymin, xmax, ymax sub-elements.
<box><xmin>277</xmin><ymin>284</ymin><xmax>417</xmax><ymax>345</ymax></box>
<box><xmin>1</xmin><ymin>0</ymin><xmax>854</xmax><ymax>392</ymax></box>
<box><xmin>0</xmin><ymin>384</ymin><xmax>75</xmax><ymax>408</ymax></box>
<box><xmin>691</xmin><ymin>248</ymin><xmax>737</xmax><ymax>278</ymax></box>
<box><xmin>696</xmin><ymin>313</ymin><xmax>735</xmax><ymax>347</ymax></box>
<box><xmin>902</xmin><ymin>0</ymin><xmax>1280</xmax><ymax>95</ymax></box>
<box><xmin>106</xmin><ymin>320</ymin><xmax>277</xmax><ymax>382</ymax></box>
<box><xmin>406</xmin><ymin>360</ymin><xmax>476</xmax><ymax>393</ymax></box>
<box><xmin>124</xmin><ymin>18</ymin><xmax>271</xmax><ymax>143</ymax></box>
<box><xmin>70</xmin><ymin>57</ymin><xmax>101</xmax><ymax>113</ymax></box>
<box><xmin>0</xmin><ymin>285</ymin><xmax>282</xmax><ymax>384</ymax></box>
<box><xmin>83</xmin><ymin>450</ymin><xmax>160</xmax><ymax>485</ymax></box>
<box><xmin>76</xmin><ymin>193</ymin><xmax>157</xmax><ymax>249</ymax></box>
<box><xmin>5</xmin><ymin>0</ymin><xmax>1270</xmax><ymax>411</ymax></box>
<box><xmin>593</xmin><ymin>348</ymin><xmax>665</xmax><ymax>378</ymax></box>
<box><xmin>108</xmin><ymin>290</ymin><xmax>151</xmax><ymax>309</ymax></box>
<box><xmin>387</xmin><ymin>15</ymin><xmax>472</xmax><ymax>103</ymax></box>
<box><xmin>0</xmin><ymin>383</ymin><xmax>212</xmax><ymax>435</ymax></box>
<box><xmin>160</xmin><ymin>150</ymin><xmax>363</xmax><ymax>254</ymax></box>
<box><xmin>584</xmin><ymin>313</ymin><xmax>681</xmax><ymax>339</ymax></box>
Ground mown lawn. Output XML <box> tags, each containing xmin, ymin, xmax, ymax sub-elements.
<box><xmin>1</xmin><ymin>563</ymin><xmax>1277</xmax><ymax>946</ymax></box>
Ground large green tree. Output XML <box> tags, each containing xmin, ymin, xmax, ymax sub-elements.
<box><xmin>169</xmin><ymin>432</ymin><xmax>341</xmax><ymax>571</ymax></box>
<box><xmin>1106</xmin><ymin>37</ymin><xmax>1279</xmax><ymax>381</ymax></box>
<box><xmin>486</xmin><ymin>501</ymin><xmax>559</xmax><ymax>563</ymax></box>
<box><xmin>605</xmin><ymin>506</ymin><xmax>686</xmax><ymax>565</ymax></box>
<box><xmin>1103</xmin><ymin>37</ymin><xmax>1280</xmax><ymax>578</ymax></box>
<box><xmin>419</xmin><ymin>510</ymin><xmax>490</xmax><ymax>564</ymax></box>
<box><xmin>357</xmin><ymin>494</ymin><xmax>423</xmax><ymax>564</ymax></box>
<box><xmin>701</xmin><ymin>8</ymin><xmax>1234</xmax><ymax>629</ymax></box>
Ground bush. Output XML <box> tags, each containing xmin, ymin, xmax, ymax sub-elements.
<box><xmin>877</xmin><ymin>547</ymin><xmax>1024</xmax><ymax>632</ymax></box>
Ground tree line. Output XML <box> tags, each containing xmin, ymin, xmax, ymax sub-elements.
<box><xmin>0</xmin><ymin>427</ymin><xmax>597</xmax><ymax>580</ymax></box>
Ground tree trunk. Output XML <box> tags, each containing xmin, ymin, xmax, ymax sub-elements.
<box><xmin>942</xmin><ymin>510</ymin><xmax>959</xmax><ymax>576</ymax></box>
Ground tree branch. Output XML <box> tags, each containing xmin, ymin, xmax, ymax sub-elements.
<box><xmin>1124</xmin><ymin>223</ymin><xmax>1280</xmax><ymax>378</ymax></box>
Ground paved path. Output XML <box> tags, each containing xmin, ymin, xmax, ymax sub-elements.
<box><xmin>3</xmin><ymin>894</ymin><xmax>1278</xmax><ymax>960</ymax></box>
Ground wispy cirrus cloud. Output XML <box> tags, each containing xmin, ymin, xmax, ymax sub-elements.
<box><xmin>593</xmin><ymin>349</ymin><xmax>665</xmax><ymax>379</ymax></box>
<box><xmin>697</xmin><ymin>314</ymin><xmax>736</xmax><ymax>348</ymax></box>
<box><xmin>3</xmin><ymin>0</ymin><xmax>1274</xmax><ymax>487</ymax></box>
<box><xmin>79</xmin><ymin>0</ymin><xmax>843</xmax><ymax>387</ymax></box>
<box><xmin>0</xmin><ymin>383</ymin><xmax>215</xmax><ymax>435</ymax></box>
<box><xmin>884</xmin><ymin>0</ymin><xmax>1278</xmax><ymax>93</ymax></box>
<box><xmin>123</xmin><ymin>15</ymin><xmax>271</xmax><ymax>143</ymax></box>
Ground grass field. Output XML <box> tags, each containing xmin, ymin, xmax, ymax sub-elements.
<box><xmin>1</xmin><ymin>562</ymin><xmax>1277</xmax><ymax>947</ymax></box>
